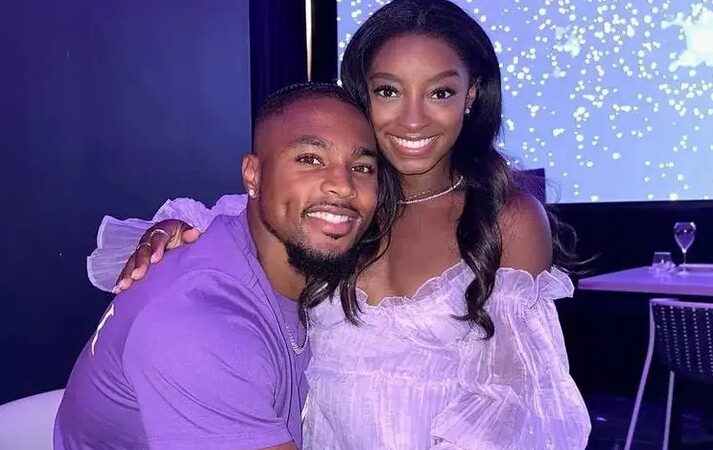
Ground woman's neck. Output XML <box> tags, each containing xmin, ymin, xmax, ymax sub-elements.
<box><xmin>400</xmin><ymin>158</ymin><xmax>456</xmax><ymax>199</ymax></box>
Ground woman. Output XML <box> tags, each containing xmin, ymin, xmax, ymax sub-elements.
<box><xmin>89</xmin><ymin>1</ymin><xmax>590</xmax><ymax>448</ymax></box>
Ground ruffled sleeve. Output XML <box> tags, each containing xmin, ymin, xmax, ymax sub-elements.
<box><xmin>87</xmin><ymin>194</ymin><xmax>247</xmax><ymax>292</ymax></box>
<box><xmin>430</xmin><ymin>267</ymin><xmax>591</xmax><ymax>450</ymax></box>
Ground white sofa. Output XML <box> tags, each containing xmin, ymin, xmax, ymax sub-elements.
<box><xmin>0</xmin><ymin>389</ymin><xmax>64</xmax><ymax>450</ymax></box>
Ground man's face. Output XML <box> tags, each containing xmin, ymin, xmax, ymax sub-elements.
<box><xmin>245</xmin><ymin>97</ymin><xmax>379</xmax><ymax>265</ymax></box>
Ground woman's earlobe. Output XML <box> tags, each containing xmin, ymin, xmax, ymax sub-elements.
<box><xmin>467</xmin><ymin>82</ymin><xmax>479</xmax><ymax>107</ymax></box>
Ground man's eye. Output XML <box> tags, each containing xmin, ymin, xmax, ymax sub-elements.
<box><xmin>296</xmin><ymin>154</ymin><xmax>323</xmax><ymax>166</ymax></box>
<box><xmin>353</xmin><ymin>164</ymin><xmax>375</xmax><ymax>174</ymax></box>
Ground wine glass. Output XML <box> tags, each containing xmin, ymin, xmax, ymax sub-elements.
<box><xmin>673</xmin><ymin>222</ymin><xmax>696</xmax><ymax>274</ymax></box>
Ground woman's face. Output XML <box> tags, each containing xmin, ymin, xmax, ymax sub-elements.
<box><xmin>367</xmin><ymin>34</ymin><xmax>476</xmax><ymax>176</ymax></box>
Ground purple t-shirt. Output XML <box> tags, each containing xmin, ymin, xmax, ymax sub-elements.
<box><xmin>55</xmin><ymin>212</ymin><xmax>310</xmax><ymax>450</ymax></box>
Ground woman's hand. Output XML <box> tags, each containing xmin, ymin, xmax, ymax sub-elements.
<box><xmin>113</xmin><ymin>219</ymin><xmax>201</xmax><ymax>293</ymax></box>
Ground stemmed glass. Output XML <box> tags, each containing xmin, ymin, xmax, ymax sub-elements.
<box><xmin>673</xmin><ymin>222</ymin><xmax>696</xmax><ymax>274</ymax></box>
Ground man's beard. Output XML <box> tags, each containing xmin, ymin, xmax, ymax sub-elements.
<box><xmin>283</xmin><ymin>239</ymin><xmax>360</xmax><ymax>281</ymax></box>
<box><xmin>260</xmin><ymin>211</ymin><xmax>361</xmax><ymax>281</ymax></box>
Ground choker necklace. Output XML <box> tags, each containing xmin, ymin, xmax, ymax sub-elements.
<box><xmin>399</xmin><ymin>176</ymin><xmax>465</xmax><ymax>205</ymax></box>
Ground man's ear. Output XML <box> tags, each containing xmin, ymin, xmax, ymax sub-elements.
<box><xmin>242</xmin><ymin>153</ymin><xmax>260</xmax><ymax>198</ymax></box>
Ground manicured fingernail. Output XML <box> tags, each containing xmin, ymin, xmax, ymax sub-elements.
<box><xmin>118</xmin><ymin>279</ymin><xmax>130</xmax><ymax>290</ymax></box>
<box><xmin>150</xmin><ymin>254</ymin><xmax>159</xmax><ymax>263</ymax></box>
<box><xmin>131</xmin><ymin>269</ymin><xmax>140</xmax><ymax>279</ymax></box>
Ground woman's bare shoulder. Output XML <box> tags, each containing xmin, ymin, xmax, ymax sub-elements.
<box><xmin>497</xmin><ymin>192</ymin><xmax>553</xmax><ymax>275</ymax></box>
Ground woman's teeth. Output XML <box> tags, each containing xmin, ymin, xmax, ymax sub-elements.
<box><xmin>391</xmin><ymin>136</ymin><xmax>437</xmax><ymax>149</ymax></box>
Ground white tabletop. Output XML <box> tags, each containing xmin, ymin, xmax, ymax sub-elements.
<box><xmin>578</xmin><ymin>266</ymin><xmax>713</xmax><ymax>297</ymax></box>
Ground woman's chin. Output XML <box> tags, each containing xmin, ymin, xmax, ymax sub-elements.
<box><xmin>388</xmin><ymin>156</ymin><xmax>450</xmax><ymax>177</ymax></box>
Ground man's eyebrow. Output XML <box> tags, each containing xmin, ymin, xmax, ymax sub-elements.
<box><xmin>288</xmin><ymin>135</ymin><xmax>334</xmax><ymax>149</ymax></box>
<box><xmin>288</xmin><ymin>135</ymin><xmax>376</xmax><ymax>159</ymax></box>
<box><xmin>355</xmin><ymin>146</ymin><xmax>378</xmax><ymax>159</ymax></box>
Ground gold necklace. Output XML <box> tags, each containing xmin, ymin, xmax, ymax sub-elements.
<box><xmin>399</xmin><ymin>176</ymin><xmax>465</xmax><ymax>205</ymax></box>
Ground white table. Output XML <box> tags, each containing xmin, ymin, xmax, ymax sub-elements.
<box><xmin>578</xmin><ymin>266</ymin><xmax>713</xmax><ymax>297</ymax></box>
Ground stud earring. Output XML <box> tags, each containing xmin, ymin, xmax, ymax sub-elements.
<box><xmin>248</xmin><ymin>188</ymin><xmax>256</xmax><ymax>198</ymax></box>
<box><xmin>464</xmin><ymin>107</ymin><xmax>471</xmax><ymax>116</ymax></box>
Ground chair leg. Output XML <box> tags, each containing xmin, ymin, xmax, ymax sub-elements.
<box><xmin>662</xmin><ymin>371</ymin><xmax>676</xmax><ymax>450</ymax></box>
<box><xmin>625</xmin><ymin>307</ymin><xmax>657</xmax><ymax>450</ymax></box>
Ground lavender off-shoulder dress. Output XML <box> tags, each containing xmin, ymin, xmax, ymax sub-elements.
<box><xmin>87</xmin><ymin>195</ymin><xmax>591</xmax><ymax>449</ymax></box>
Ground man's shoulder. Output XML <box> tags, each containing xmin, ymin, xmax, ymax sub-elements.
<box><xmin>127</xmin><ymin>213</ymin><xmax>256</xmax><ymax>298</ymax></box>
<box><xmin>133</xmin><ymin>267</ymin><xmax>276</xmax><ymax>337</ymax></box>
<box><xmin>171</xmin><ymin>213</ymin><xmax>254</xmax><ymax>278</ymax></box>
<box><xmin>122</xmin><ymin>269</ymin><xmax>282</xmax><ymax>374</ymax></box>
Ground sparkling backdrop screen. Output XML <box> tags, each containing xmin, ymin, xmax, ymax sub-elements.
<box><xmin>337</xmin><ymin>0</ymin><xmax>713</xmax><ymax>203</ymax></box>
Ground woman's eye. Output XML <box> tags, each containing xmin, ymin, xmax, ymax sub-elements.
<box><xmin>373</xmin><ymin>85</ymin><xmax>399</xmax><ymax>98</ymax></box>
<box><xmin>431</xmin><ymin>88</ymin><xmax>456</xmax><ymax>100</ymax></box>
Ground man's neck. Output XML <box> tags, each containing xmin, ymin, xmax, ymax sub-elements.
<box><xmin>246</xmin><ymin>203</ymin><xmax>304</xmax><ymax>300</ymax></box>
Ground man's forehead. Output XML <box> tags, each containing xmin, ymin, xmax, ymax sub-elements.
<box><xmin>275</xmin><ymin>97</ymin><xmax>361</xmax><ymax>125</ymax></box>
<box><xmin>257</xmin><ymin>97</ymin><xmax>373</xmax><ymax>150</ymax></box>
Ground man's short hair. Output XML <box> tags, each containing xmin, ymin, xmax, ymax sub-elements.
<box><xmin>253</xmin><ymin>82</ymin><xmax>365</xmax><ymax>144</ymax></box>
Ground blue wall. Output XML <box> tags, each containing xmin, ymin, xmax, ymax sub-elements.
<box><xmin>0</xmin><ymin>0</ymin><xmax>251</xmax><ymax>403</ymax></box>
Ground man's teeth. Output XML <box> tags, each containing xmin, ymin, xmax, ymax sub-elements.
<box><xmin>307</xmin><ymin>212</ymin><xmax>352</xmax><ymax>224</ymax></box>
<box><xmin>392</xmin><ymin>136</ymin><xmax>436</xmax><ymax>149</ymax></box>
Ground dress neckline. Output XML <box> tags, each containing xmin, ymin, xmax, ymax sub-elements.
<box><xmin>354</xmin><ymin>265</ymin><xmax>573</xmax><ymax>310</ymax></box>
<box><xmin>356</xmin><ymin>260</ymin><xmax>471</xmax><ymax>308</ymax></box>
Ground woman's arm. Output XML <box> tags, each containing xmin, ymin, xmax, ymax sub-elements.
<box><xmin>88</xmin><ymin>194</ymin><xmax>247</xmax><ymax>293</ymax></box>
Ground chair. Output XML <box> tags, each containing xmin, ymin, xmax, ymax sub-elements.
<box><xmin>0</xmin><ymin>389</ymin><xmax>64</xmax><ymax>450</ymax></box>
<box><xmin>625</xmin><ymin>299</ymin><xmax>713</xmax><ymax>450</ymax></box>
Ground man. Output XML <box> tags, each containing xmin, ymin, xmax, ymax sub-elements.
<box><xmin>55</xmin><ymin>83</ymin><xmax>398</xmax><ymax>449</ymax></box>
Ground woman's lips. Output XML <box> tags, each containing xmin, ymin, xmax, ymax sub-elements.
<box><xmin>387</xmin><ymin>135</ymin><xmax>440</xmax><ymax>156</ymax></box>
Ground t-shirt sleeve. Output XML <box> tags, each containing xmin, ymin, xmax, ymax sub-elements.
<box><xmin>122</xmin><ymin>271</ymin><xmax>293</xmax><ymax>450</ymax></box>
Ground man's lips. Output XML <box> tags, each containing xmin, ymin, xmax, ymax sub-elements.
<box><xmin>303</xmin><ymin>204</ymin><xmax>360</xmax><ymax>238</ymax></box>
<box><xmin>306</xmin><ymin>211</ymin><xmax>353</xmax><ymax>224</ymax></box>
<box><xmin>303</xmin><ymin>204</ymin><xmax>359</xmax><ymax>220</ymax></box>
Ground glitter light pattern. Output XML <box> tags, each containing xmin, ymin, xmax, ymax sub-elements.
<box><xmin>337</xmin><ymin>0</ymin><xmax>713</xmax><ymax>203</ymax></box>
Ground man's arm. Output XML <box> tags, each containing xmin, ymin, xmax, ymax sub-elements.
<box><xmin>123</xmin><ymin>271</ymin><xmax>295</xmax><ymax>450</ymax></box>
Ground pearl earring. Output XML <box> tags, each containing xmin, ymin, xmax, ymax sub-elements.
<box><xmin>248</xmin><ymin>188</ymin><xmax>256</xmax><ymax>198</ymax></box>
<box><xmin>464</xmin><ymin>107</ymin><xmax>471</xmax><ymax>116</ymax></box>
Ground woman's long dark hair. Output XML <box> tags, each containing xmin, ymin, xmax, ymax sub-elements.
<box><xmin>340</xmin><ymin>0</ymin><xmax>577</xmax><ymax>337</ymax></box>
